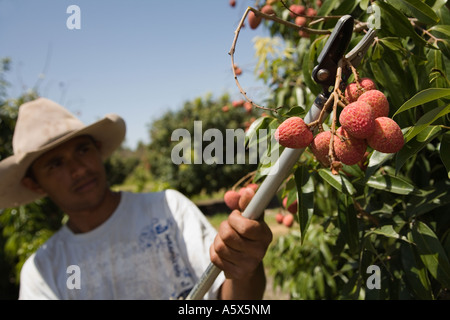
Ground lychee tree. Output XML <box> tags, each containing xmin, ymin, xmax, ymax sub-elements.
<box><xmin>229</xmin><ymin>1</ymin><xmax>450</xmax><ymax>299</ymax></box>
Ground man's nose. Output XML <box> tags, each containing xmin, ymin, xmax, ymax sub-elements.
<box><xmin>68</xmin><ymin>158</ymin><xmax>87</xmax><ymax>178</ymax></box>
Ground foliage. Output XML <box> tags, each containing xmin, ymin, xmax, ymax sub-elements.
<box><xmin>237</xmin><ymin>0</ymin><xmax>450</xmax><ymax>299</ymax></box>
<box><xmin>146</xmin><ymin>93</ymin><xmax>263</xmax><ymax>196</ymax></box>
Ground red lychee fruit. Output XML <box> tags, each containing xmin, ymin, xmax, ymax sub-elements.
<box><xmin>261</xmin><ymin>4</ymin><xmax>275</xmax><ymax>15</ymax></box>
<box><xmin>345</xmin><ymin>78</ymin><xmax>377</xmax><ymax>103</ymax></box>
<box><xmin>233</xmin><ymin>65</ymin><xmax>242</xmax><ymax>76</ymax></box>
<box><xmin>244</xmin><ymin>101</ymin><xmax>252</xmax><ymax>113</ymax></box>
<box><xmin>282</xmin><ymin>197</ymin><xmax>298</xmax><ymax>214</ymax></box>
<box><xmin>339</xmin><ymin>101</ymin><xmax>375</xmax><ymax>139</ymax></box>
<box><xmin>295</xmin><ymin>16</ymin><xmax>307</xmax><ymax>27</ymax></box>
<box><xmin>357</xmin><ymin>90</ymin><xmax>389</xmax><ymax>119</ymax></box>
<box><xmin>248</xmin><ymin>11</ymin><xmax>262</xmax><ymax>29</ymax></box>
<box><xmin>232</xmin><ymin>100</ymin><xmax>244</xmax><ymax>108</ymax></box>
<box><xmin>275</xmin><ymin>212</ymin><xmax>284</xmax><ymax>224</ymax></box>
<box><xmin>229</xmin><ymin>0</ymin><xmax>236</xmax><ymax>7</ymax></box>
<box><xmin>289</xmin><ymin>4</ymin><xmax>306</xmax><ymax>17</ymax></box>
<box><xmin>275</xmin><ymin>117</ymin><xmax>313</xmax><ymax>149</ymax></box>
<box><xmin>306</xmin><ymin>7</ymin><xmax>317</xmax><ymax>16</ymax></box>
<box><xmin>224</xmin><ymin>190</ymin><xmax>240</xmax><ymax>211</ymax></box>
<box><xmin>334</xmin><ymin>127</ymin><xmax>367</xmax><ymax>165</ymax></box>
<box><xmin>366</xmin><ymin>117</ymin><xmax>404</xmax><ymax>153</ymax></box>
<box><xmin>247</xmin><ymin>183</ymin><xmax>259</xmax><ymax>192</ymax></box>
<box><xmin>283</xmin><ymin>213</ymin><xmax>295</xmax><ymax>228</ymax></box>
<box><xmin>222</xmin><ymin>105</ymin><xmax>229</xmax><ymax>112</ymax></box>
<box><xmin>238</xmin><ymin>187</ymin><xmax>255</xmax><ymax>211</ymax></box>
<box><xmin>310</xmin><ymin>130</ymin><xmax>332</xmax><ymax>167</ymax></box>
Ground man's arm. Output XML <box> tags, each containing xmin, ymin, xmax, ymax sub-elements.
<box><xmin>210</xmin><ymin>210</ymin><xmax>273</xmax><ymax>300</ymax></box>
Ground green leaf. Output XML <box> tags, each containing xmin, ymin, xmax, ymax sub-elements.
<box><xmin>403</xmin><ymin>103</ymin><xmax>450</xmax><ymax>142</ymax></box>
<box><xmin>367</xmin><ymin>224</ymin><xmax>402</xmax><ymax>239</ymax></box>
<box><xmin>365</xmin><ymin>151</ymin><xmax>395</xmax><ymax>181</ymax></box>
<box><xmin>400</xmin><ymin>241</ymin><xmax>434</xmax><ymax>300</ymax></box>
<box><xmin>365</xmin><ymin>174</ymin><xmax>416</xmax><ymax>195</ymax></box>
<box><xmin>393</xmin><ymin>88</ymin><xmax>450</xmax><ymax>117</ymax></box>
<box><xmin>245</xmin><ymin>116</ymin><xmax>269</xmax><ymax>146</ymax></box>
<box><xmin>409</xmin><ymin>221</ymin><xmax>450</xmax><ymax>288</ymax></box>
<box><xmin>337</xmin><ymin>194</ymin><xmax>359</xmax><ymax>254</ymax></box>
<box><xmin>395</xmin><ymin>125</ymin><xmax>442</xmax><ymax>173</ymax></box>
<box><xmin>377</xmin><ymin>1</ymin><xmax>429</xmax><ymax>46</ymax></box>
<box><xmin>386</xmin><ymin>0</ymin><xmax>440</xmax><ymax>25</ymax></box>
<box><xmin>294</xmin><ymin>166</ymin><xmax>314</xmax><ymax>244</ymax></box>
<box><xmin>318</xmin><ymin>169</ymin><xmax>356</xmax><ymax>195</ymax></box>
<box><xmin>406</xmin><ymin>180</ymin><xmax>450</xmax><ymax>218</ymax></box>
<box><xmin>429</xmin><ymin>25</ymin><xmax>450</xmax><ymax>37</ymax></box>
<box><xmin>440</xmin><ymin>132</ymin><xmax>450</xmax><ymax>178</ymax></box>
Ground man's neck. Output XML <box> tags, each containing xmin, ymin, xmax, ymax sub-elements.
<box><xmin>66</xmin><ymin>190</ymin><xmax>121</xmax><ymax>234</ymax></box>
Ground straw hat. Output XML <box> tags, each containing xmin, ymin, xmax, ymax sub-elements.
<box><xmin>0</xmin><ymin>97</ymin><xmax>126</xmax><ymax>208</ymax></box>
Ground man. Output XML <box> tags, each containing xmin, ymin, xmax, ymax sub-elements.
<box><xmin>0</xmin><ymin>97</ymin><xmax>272</xmax><ymax>300</ymax></box>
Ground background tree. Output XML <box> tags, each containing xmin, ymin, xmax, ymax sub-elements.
<box><xmin>147</xmin><ymin>93</ymin><xmax>263</xmax><ymax>196</ymax></box>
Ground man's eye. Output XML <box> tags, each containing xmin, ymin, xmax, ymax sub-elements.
<box><xmin>48</xmin><ymin>160</ymin><xmax>62</xmax><ymax>170</ymax></box>
<box><xmin>79</xmin><ymin>145</ymin><xmax>91</xmax><ymax>154</ymax></box>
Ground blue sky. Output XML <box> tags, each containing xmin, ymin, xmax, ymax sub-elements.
<box><xmin>0</xmin><ymin>0</ymin><xmax>270</xmax><ymax>149</ymax></box>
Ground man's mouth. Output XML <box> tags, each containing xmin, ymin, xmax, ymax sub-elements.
<box><xmin>72</xmin><ymin>176</ymin><xmax>98</xmax><ymax>193</ymax></box>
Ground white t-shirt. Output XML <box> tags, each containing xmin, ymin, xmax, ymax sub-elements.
<box><xmin>18</xmin><ymin>190</ymin><xmax>225</xmax><ymax>300</ymax></box>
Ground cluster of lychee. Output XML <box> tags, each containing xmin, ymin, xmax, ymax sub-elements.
<box><xmin>289</xmin><ymin>3</ymin><xmax>321</xmax><ymax>38</ymax></box>
<box><xmin>223</xmin><ymin>183</ymin><xmax>259</xmax><ymax>212</ymax></box>
<box><xmin>275</xmin><ymin>78</ymin><xmax>405</xmax><ymax>168</ymax></box>
<box><xmin>275</xmin><ymin>197</ymin><xmax>297</xmax><ymax>228</ymax></box>
<box><xmin>224</xmin><ymin>183</ymin><xmax>297</xmax><ymax>228</ymax></box>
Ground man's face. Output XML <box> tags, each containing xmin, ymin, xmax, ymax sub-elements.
<box><xmin>23</xmin><ymin>135</ymin><xmax>109</xmax><ymax>213</ymax></box>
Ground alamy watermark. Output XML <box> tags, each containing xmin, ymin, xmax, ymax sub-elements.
<box><xmin>66</xmin><ymin>5</ymin><xmax>81</xmax><ymax>30</ymax></box>
<box><xmin>66</xmin><ymin>264</ymin><xmax>81</xmax><ymax>289</ymax></box>
<box><xmin>170</xmin><ymin>121</ymin><xmax>280</xmax><ymax>175</ymax></box>
<box><xmin>367</xmin><ymin>4</ymin><xmax>381</xmax><ymax>30</ymax></box>
<box><xmin>366</xmin><ymin>265</ymin><xmax>381</xmax><ymax>290</ymax></box>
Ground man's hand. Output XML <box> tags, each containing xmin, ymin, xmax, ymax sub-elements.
<box><xmin>210</xmin><ymin>210</ymin><xmax>273</xmax><ymax>280</ymax></box>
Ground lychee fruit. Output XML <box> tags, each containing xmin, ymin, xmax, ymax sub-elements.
<box><xmin>357</xmin><ymin>90</ymin><xmax>389</xmax><ymax>119</ymax></box>
<box><xmin>233</xmin><ymin>65</ymin><xmax>242</xmax><ymax>76</ymax></box>
<box><xmin>339</xmin><ymin>101</ymin><xmax>375</xmax><ymax>139</ymax></box>
<box><xmin>261</xmin><ymin>4</ymin><xmax>275</xmax><ymax>15</ymax></box>
<box><xmin>224</xmin><ymin>190</ymin><xmax>240</xmax><ymax>211</ymax></box>
<box><xmin>310</xmin><ymin>130</ymin><xmax>332</xmax><ymax>167</ymax></box>
<box><xmin>295</xmin><ymin>16</ymin><xmax>307</xmax><ymax>27</ymax></box>
<box><xmin>247</xmin><ymin>183</ymin><xmax>259</xmax><ymax>192</ymax></box>
<box><xmin>238</xmin><ymin>187</ymin><xmax>255</xmax><ymax>211</ymax></box>
<box><xmin>306</xmin><ymin>7</ymin><xmax>317</xmax><ymax>17</ymax></box>
<box><xmin>345</xmin><ymin>78</ymin><xmax>377</xmax><ymax>103</ymax></box>
<box><xmin>232</xmin><ymin>100</ymin><xmax>244</xmax><ymax>108</ymax></box>
<box><xmin>282</xmin><ymin>213</ymin><xmax>295</xmax><ymax>228</ymax></box>
<box><xmin>248</xmin><ymin>11</ymin><xmax>262</xmax><ymax>29</ymax></box>
<box><xmin>275</xmin><ymin>212</ymin><xmax>284</xmax><ymax>224</ymax></box>
<box><xmin>282</xmin><ymin>197</ymin><xmax>298</xmax><ymax>214</ymax></box>
<box><xmin>289</xmin><ymin>4</ymin><xmax>306</xmax><ymax>17</ymax></box>
<box><xmin>244</xmin><ymin>101</ymin><xmax>253</xmax><ymax>113</ymax></box>
<box><xmin>275</xmin><ymin>117</ymin><xmax>313</xmax><ymax>149</ymax></box>
<box><xmin>334</xmin><ymin>127</ymin><xmax>367</xmax><ymax>165</ymax></box>
<box><xmin>366</xmin><ymin>117</ymin><xmax>404</xmax><ymax>153</ymax></box>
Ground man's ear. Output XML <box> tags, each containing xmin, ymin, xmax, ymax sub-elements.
<box><xmin>21</xmin><ymin>177</ymin><xmax>46</xmax><ymax>195</ymax></box>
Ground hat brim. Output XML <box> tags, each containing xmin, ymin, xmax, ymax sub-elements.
<box><xmin>0</xmin><ymin>113</ymin><xmax>126</xmax><ymax>209</ymax></box>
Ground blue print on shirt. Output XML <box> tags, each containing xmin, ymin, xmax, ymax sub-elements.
<box><xmin>138</xmin><ymin>217</ymin><xmax>194</xmax><ymax>298</ymax></box>
<box><xmin>138</xmin><ymin>218</ymin><xmax>170</xmax><ymax>250</ymax></box>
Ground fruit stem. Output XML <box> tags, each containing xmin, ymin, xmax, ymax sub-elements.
<box><xmin>229</xmin><ymin>6</ymin><xmax>330</xmax><ymax>114</ymax></box>
<box><xmin>231</xmin><ymin>170</ymin><xmax>257</xmax><ymax>191</ymax></box>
